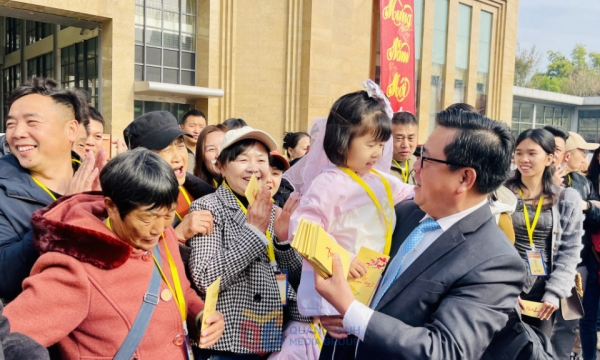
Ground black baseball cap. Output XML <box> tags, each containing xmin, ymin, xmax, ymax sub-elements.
<box><xmin>124</xmin><ymin>111</ymin><xmax>192</xmax><ymax>150</ymax></box>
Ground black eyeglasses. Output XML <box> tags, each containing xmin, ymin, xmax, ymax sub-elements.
<box><xmin>419</xmin><ymin>155</ymin><xmax>465</xmax><ymax>168</ymax></box>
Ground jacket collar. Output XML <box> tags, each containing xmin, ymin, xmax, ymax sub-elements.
<box><xmin>31</xmin><ymin>192</ymin><xmax>132</xmax><ymax>269</ymax></box>
<box><xmin>215</xmin><ymin>184</ymin><xmax>249</xmax><ymax>228</ymax></box>
<box><xmin>376</xmin><ymin>203</ymin><xmax>493</xmax><ymax>310</ymax></box>
<box><xmin>0</xmin><ymin>154</ymin><xmax>53</xmax><ymax>205</ymax></box>
<box><xmin>0</xmin><ymin>152</ymin><xmax>82</xmax><ymax>205</ymax></box>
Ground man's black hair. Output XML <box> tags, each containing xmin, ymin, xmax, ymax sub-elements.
<box><xmin>7</xmin><ymin>77</ymin><xmax>89</xmax><ymax>126</ymax></box>
<box><xmin>222</xmin><ymin>118</ymin><xmax>248</xmax><ymax>130</ymax></box>
<box><xmin>542</xmin><ymin>125</ymin><xmax>569</xmax><ymax>142</ymax></box>
<box><xmin>181</xmin><ymin>109</ymin><xmax>206</xmax><ymax>125</ymax></box>
<box><xmin>436</xmin><ymin>109</ymin><xmax>514</xmax><ymax>194</ymax></box>
<box><xmin>391</xmin><ymin>112</ymin><xmax>418</xmax><ymax>127</ymax></box>
<box><xmin>88</xmin><ymin>106</ymin><xmax>105</xmax><ymax>127</ymax></box>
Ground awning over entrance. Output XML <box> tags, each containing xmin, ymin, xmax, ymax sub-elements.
<box><xmin>134</xmin><ymin>81</ymin><xmax>224</xmax><ymax>99</ymax></box>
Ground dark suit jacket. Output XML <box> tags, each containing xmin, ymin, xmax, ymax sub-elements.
<box><xmin>319</xmin><ymin>200</ymin><xmax>526</xmax><ymax>360</ymax></box>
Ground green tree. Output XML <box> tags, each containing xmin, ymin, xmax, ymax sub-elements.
<box><xmin>571</xmin><ymin>44</ymin><xmax>588</xmax><ymax>69</ymax></box>
<box><xmin>515</xmin><ymin>44</ymin><xmax>600</xmax><ymax>96</ymax></box>
<box><xmin>513</xmin><ymin>42</ymin><xmax>542</xmax><ymax>87</ymax></box>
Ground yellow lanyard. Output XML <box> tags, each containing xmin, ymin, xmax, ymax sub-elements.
<box><xmin>212</xmin><ymin>179</ymin><xmax>219</xmax><ymax>188</ymax></box>
<box><xmin>175</xmin><ymin>186</ymin><xmax>192</xmax><ymax>221</ymax></box>
<box><xmin>30</xmin><ymin>176</ymin><xmax>57</xmax><ymax>201</ymax></box>
<box><xmin>338</xmin><ymin>167</ymin><xmax>394</xmax><ymax>255</ymax></box>
<box><xmin>29</xmin><ymin>158</ymin><xmax>81</xmax><ymax>202</ymax></box>
<box><xmin>152</xmin><ymin>239</ymin><xmax>187</xmax><ymax>321</ymax></box>
<box><xmin>222</xmin><ymin>181</ymin><xmax>277</xmax><ymax>267</ymax></box>
<box><xmin>310</xmin><ymin>323</ymin><xmax>325</xmax><ymax>349</ymax></box>
<box><xmin>392</xmin><ymin>159</ymin><xmax>410</xmax><ymax>183</ymax></box>
<box><xmin>567</xmin><ymin>174</ymin><xmax>572</xmax><ymax>187</ymax></box>
<box><xmin>520</xmin><ymin>189</ymin><xmax>544</xmax><ymax>249</ymax></box>
<box><xmin>106</xmin><ymin>218</ymin><xmax>187</xmax><ymax>321</ymax></box>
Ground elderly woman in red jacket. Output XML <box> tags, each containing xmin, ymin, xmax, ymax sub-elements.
<box><xmin>4</xmin><ymin>148</ymin><xmax>224</xmax><ymax>360</ymax></box>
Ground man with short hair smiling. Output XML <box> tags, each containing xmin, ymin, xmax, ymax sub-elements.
<box><xmin>0</xmin><ymin>78</ymin><xmax>103</xmax><ymax>302</ymax></box>
<box><xmin>180</xmin><ymin>109</ymin><xmax>207</xmax><ymax>173</ymax></box>
<box><xmin>315</xmin><ymin>109</ymin><xmax>525</xmax><ymax>360</ymax></box>
<box><xmin>390</xmin><ymin>111</ymin><xmax>418</xmax><ymax>184</ymax></box>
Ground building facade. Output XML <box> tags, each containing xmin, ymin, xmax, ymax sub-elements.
<box><xmin>1</xmin><ymin>0</ymin><xmax>519</xmax><ymax>148</ymax></box>
<box><xmin>512</xmin><ymin>86</ymin><xmax>600</xmax><ymax>142</ymax></box>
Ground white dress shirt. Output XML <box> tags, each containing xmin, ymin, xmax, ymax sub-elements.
<box><xmin>342</xmin><ymin>199</ymin><xmax>489</xmax><ymax>340</ymax></box>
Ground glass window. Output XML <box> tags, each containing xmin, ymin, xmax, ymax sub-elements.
<box><xmin>578</xmin><ymin>110</ymin><xmax>600</xmax><ymax>143</ymax></box>
<box><xmin>135</xmin><ymin>0</ymin><xmax>196</xmax><ymax>85</ymax></box>
<box><xmin>429</xmin><ymin>0</ymin><xmax>449</xmax><ymax>129</ymax></box>
<box><xmin>28</xmin><ymin>52</ymin><xmax>54</xmax><ymax>79</ymax></box>
<box><xmin>164</xmin><ymin>49</ymin><xmax>179</xmax><ymax>68</ymax></box>
<box><xmin>2</xmin><ymin>64</ymin><xmax>22</xmax><ymax>130</ymax></box>
<box><xmin>5</xmin><ymin>18</ymin><xmax>21</xmax><ymax>54</ymax></box>
<box><xmin>147</xmin><ymin>47</ymin><xmax>162</xmax><ymax>66</ymax></box>
<box><xmin>454</xmin><ymin>4</ymin><xmax>471</xmax><ymax>104</ymax></box>
<box><xmin>511</xmin><ymin>102</ymin><xmax>534</xmax><ymax>138</ymax></box>
<box><xmin>60</xmin><ymin>37</ymin><xmax>99</xmax><ymax>106</ymax></box>
<box><xmin>26</xmin><ymin>21</ymin><xmax>54</xmax><ymax>45</ymax></box>
<box><xmin>476</xmin><ymin>11</ymin><xmax>492</xmax><ymax>115</ymax></box>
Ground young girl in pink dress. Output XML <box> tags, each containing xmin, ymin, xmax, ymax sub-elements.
<box><xmin>285</xmin><ymin>80</ymin><xmax>415</xmax><ymax>316</ymax></box>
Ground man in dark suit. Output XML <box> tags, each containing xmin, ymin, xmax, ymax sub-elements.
<box><xmin>315</xmin><ymin>109</ymin><xmax>526</xmax><ymax>359</ymax></box>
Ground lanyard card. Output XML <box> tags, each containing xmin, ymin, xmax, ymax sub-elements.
<box><xmin>526</xmin><ymin>249</ymin><xmax>547</xmax><ymax>276</ymax></box>
<box><xmin>275</xmin><ymin>270</ymin><xmax>288</xmax><ymax>306</ymax></box>
<box><xmin>182</xmin><ymin>322</ymin><xmax>195</xmax><ymax>360</ymax></box>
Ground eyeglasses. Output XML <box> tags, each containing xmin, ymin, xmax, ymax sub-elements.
<box><xmin>419</xmin><ymin>155</ymin><xmax>465</xmax><ymax>168</ymax></box>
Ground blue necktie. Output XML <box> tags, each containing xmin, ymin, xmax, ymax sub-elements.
<box><xmin>371</xmin><ymin>218</ymin><xmax>441</xmax><ymax>308</ymax></box>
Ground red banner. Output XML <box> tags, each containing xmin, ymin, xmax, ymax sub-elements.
<box><xmin>379</xmin><ymin>0</ymin><xmax>416</xmax><ymax>114</ymax></box>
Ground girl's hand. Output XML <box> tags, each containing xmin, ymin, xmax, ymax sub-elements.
<box><xmin>348</xmin><ymin>257</ymin><xmax>367</xmax><ymax>279</ymax></box>
<box><xmin>246</xmin><ymin>187</ymin><xmax>272</xmax><ymax>233</ymax></box>
<box><xmin>538</xmin><ymin>301</ymin><xmax>558</xmax><ymax>320</ymax></box>
<box><xmin>199</xmin><ymin>311</ymin><xmax>225</xmax><ymax>348</ymax></box>
<box><xmin>273</xmin><ymin>194</ymin><xmax>300</xmax><ymax>242</ymax></box>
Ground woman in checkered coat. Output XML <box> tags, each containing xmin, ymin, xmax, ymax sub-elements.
<box><xmin>189</xmin><ymin>127</ymin><xmax>311</xmax><ymax>358</ymax></box>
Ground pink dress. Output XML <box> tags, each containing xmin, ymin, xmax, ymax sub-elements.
<box><xmin>289</xmin><ymin>166</ymin><xmax>414</xmax><ymax>316</ymax></box>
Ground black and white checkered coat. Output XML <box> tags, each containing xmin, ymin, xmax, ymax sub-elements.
<box><xmin>189</xmin><ymin>185</ymin><xmax>310</xmax><ymax>354</ymax></box>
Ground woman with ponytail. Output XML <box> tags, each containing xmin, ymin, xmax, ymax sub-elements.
<box><xmin>505</xmin><ymin>128</ymin><xmax>584</xmax><ymax>358</ymax></box>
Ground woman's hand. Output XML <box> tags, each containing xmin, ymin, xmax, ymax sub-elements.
<box><xmin>175</xmin><ymin>210</ymin><xmax>214</xmax><ymax>241</ymax></box>
<box><xmin>246</xmin><ymin>187</ymin><xmax>272</xmax><ymax>233</ymax></box>
<box><xmin>349</xmin><ymin>257</ymin><xmax>367</xmax><ymax>279</ymax></box>
<box><xmin>538</xmin><ymin>301</ymin><xmax>558</xmax><ymax>320</ymax></box>
<box><xmin>273</xmin><ymin>194</ymin><xmax>300</xmax><ymax>242</ymax></box>
<box><xmin>198</xmin><ymin>311</ymin><xmax>225</xmax><ymax>348</ymax></box>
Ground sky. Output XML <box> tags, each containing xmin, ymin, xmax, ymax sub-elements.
<box><xmin>517</xmin><ymin>0</ymin><xmax>600</xmax><ymax>70</ymax></box>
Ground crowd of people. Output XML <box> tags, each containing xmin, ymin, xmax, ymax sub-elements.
<box><xmin>0</xmin><ymin>76</ymin><xmax>599</xmax><ymax>360</ymax></box>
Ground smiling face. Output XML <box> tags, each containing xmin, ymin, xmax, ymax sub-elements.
<box><xmin>392</xmin><ymin>123</ymin><xmax>418</xmax><ymax>161</ymax></box>
<box><xmin>220</xmin><ymin>141</ymin><xmax>270</xmax><ymax>196</ymax></box>
<box><xmin>203</xmin><ymin>130</ymin><xmax>226</xmax><ymax>176</ymax></box>
<box><xmin>5</xmin><ymin>94</ymin><xmax>78</xmax><ymax>173</ymax></box>
<box><xmin>346</xmin><ymin>132</ymin><xmax>385</xmax><ymax>175</ymax></box>
<box><xmin>105</xmin><ymin>198</ymin><xmax>176</xmax><ymax>251</ymax></box>
<box><xmin>181</xmin><ymin>115</ymin><xmax>207</xmax><ymax>147</ymax></box>
<box><xmin>514</xmin><ymin>138</ymin><xmax>553</xmax><ymax>179</ymax></box>
<box><xmin>413</xmin><ymin>126</ymin><xmax>462</xmax><ymax>219</ymax></box>
<box><xmin>153</xmin><ymin>136</ymin><xmax>188</xmax><ymax>186</ymax></box>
